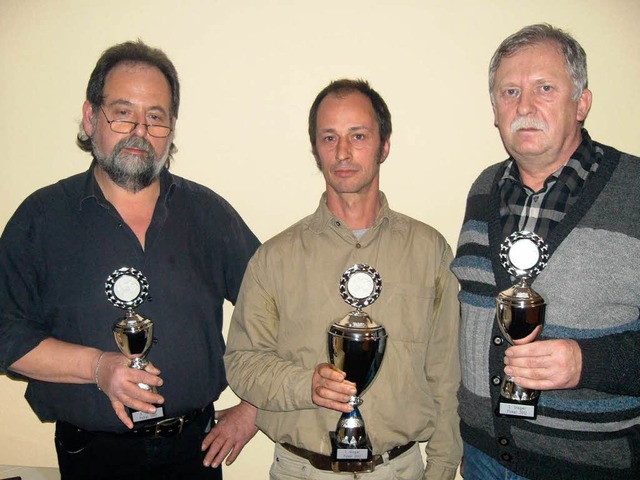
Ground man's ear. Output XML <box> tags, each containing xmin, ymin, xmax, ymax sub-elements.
<box><xmin>576</xmin><ymin>88</ymin><xmax>592</xmax><ymax>122</ymax></box>
<box><xmin>378</xmin><ymin>139</ymin><xmax>390</xmax><ymax>164</ymax></box>
<box><xmin>82</xmin><ymin>100</ymin><xmax>95</xmax><ymax>137</ymax></box>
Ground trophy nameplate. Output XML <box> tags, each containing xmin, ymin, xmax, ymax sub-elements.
<box><xmin>106</xmin><ymin>267</ymin><xmax>164</xmax><ymax>423</ymax></box>
<box><xmin>496</xmin><ymin>232</ymin><xmax>548</xmax><ymax>419</ymax></box>
<box><xmin>328</xmin><ymin>264</ymin><xmax>387</xmax><ymax>473</ymax></box>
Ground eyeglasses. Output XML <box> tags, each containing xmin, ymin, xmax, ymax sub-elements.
<box><xmin>99</xmin><ymin>106</ymin><xmax>173</xmax><ymax>138</ymax></box>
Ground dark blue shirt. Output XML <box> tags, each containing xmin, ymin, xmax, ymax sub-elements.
<box><xmin>0</xmin><ymin>165</ymin><xmax>260</xmax><ymax>432</ymax></box>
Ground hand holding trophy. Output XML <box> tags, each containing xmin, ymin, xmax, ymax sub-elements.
<box><xmin>327</xmin><ymin>264</ymin><xmax>387</xmax><ymax>473</ymax></box>
<box><xmin>496</xmin><ymin>232</ymin><xmax>549</xmax><ymax>419</ymax></box>
<box><xmin>105</xmin><ymin>267</ymin><xmax>164</xmax><ymax>424</ymax></box>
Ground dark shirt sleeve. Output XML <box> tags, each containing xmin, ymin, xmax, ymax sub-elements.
<box><xmin>214</xmin><ymin>197</ymin><xmax>260</xmax><ymax>306</ymax></box>
<box><xmin>577</xmin><ymin>330</ymin><xmax>640</xmax><ymax>396</ymax></box>
<box><xmin>0</xmin><ymin>197</ymin><xmax>50</xmax><ymax>373</ymax></box>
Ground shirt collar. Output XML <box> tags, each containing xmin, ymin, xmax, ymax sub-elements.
<box><xmin>309</xmin><ymin>191</ymin><xmax>392</xmax><ymax>234</ymax></box>
<box><xmin>79</xmin><ymin>161</ymin><xmax>177</xmax><ymax>210</ymax></box>
<box><xmin>498</xmin><ymin>128</ymin><xmax>599</xmax><ymax>193</ymax></box>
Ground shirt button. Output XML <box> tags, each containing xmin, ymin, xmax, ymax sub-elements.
<box><xmin>493</xmin><ymin>336</ymin><xmax>504</xmax><ymax>346</ymax></box>
<box><xmin>498</xmin><ymin>437</ymin><xmax>509</xmax><ymax>446</ymax></box>
<box><xmin>491</xmin><ymin>375</ymin><xmax>501</xmax><ymax>386</ymax></box>
<box><xmin>501</xmin><ymin>453</ymin><xmax>512</xmax><ymax>462</ymax></box>
<box><xmin>355</xmin><ymin>243</ymin><xmax>362</xmax><ymax>249</ymax></box>
<box><xmin>336</xmin><ymin>221</ymin><xmax>341</xmax><ymax>227</ymax></box>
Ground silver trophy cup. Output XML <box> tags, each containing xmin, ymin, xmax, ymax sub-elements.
<box><xmin>328</xmin><ymin>264</ymin><xmax>387</xmax><ymax>473</ymax></box>
<box><xmin>496</xmin><ymin>232</ymin><xmax>548</xmax><ymax>419</ymax></box>
<box><xmin>106</xmin><ymin>267</ymin><xmax>164</xmax><ymax>423</ymax></box>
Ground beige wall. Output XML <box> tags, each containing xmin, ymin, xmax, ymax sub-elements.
<box><xmin>1</xmin><ymin>0</ymin><xmax>639</xmax><ymax>477</ymax></box>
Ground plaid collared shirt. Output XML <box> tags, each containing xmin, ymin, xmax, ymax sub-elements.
<box><xmin>499</xmin><ymin>129</ymin><xmax>602</xmax><ymax>242</ymax></box>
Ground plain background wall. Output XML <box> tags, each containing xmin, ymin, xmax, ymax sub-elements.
<box><xmin>1</xmin><ymin>1</ymin><xmax>639</xmax><ymax>478</ymax></box>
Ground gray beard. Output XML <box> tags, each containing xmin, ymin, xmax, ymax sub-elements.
<box><xmin>92</xmin><ymin>136</ymin><xmax>168</xmax><ymax>193</ymax></box>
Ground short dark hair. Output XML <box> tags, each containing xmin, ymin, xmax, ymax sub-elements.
<box><xmin>308</xmin><ymin>79</ymin><xmax>392</xmax><ymax>167</ymax></box>
<box><xmin>489</xmin><ymin>23</ymin><xmax>588</xmax><ymax>103</ymax></box>
<box><xmin>76</xmin><ymin>40</ymin><xmax>180</xmax><ymax>163</ymax></box>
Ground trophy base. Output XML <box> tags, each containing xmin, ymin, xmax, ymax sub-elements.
<box><xmin>329</xmin><ymin>431</ymin><xmax>374</xmax><ymax>473</ymax></box>
<box><xmin>130</xmin><ymin>405</ymin><xmax>165</xmax><ymax>424</ymax></box>
<box><xmin>496</xmin><ymin>397</ymin><xmax>538</xmax><ymax>419</ymax></box>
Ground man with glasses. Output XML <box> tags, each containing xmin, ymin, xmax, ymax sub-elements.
<box><xmin>0</xmin><ymin>41</ymin><xmax>260</xmax><ymax>479</ymax></box>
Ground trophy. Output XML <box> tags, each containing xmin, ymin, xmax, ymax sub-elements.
<box><xmin>105</xmin><ymin>267</ymin><xmax>164</xmax><ymax>424</ymax></box>
<box><xmin>327</xmin><ymin>264</ymin><xmax>387</xmax><ymax>473</ymax></box>
<box><xmin>496</xmin><ymin>231</ymin><xmax>549</xmax><ymax>419</ymax></box>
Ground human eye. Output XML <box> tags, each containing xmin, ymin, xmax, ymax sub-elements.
<box><xmin>147</xmin><ymin>112</ymin><xmax>166</xmax><ymax>125</ymax></box>
<box><xmin>540</xmin><ymin>84</ymin><xmax>553</xmax><ymax>93</ymax></box>
<box><xmin>505</xmin><ymin>88</ymin><xmax>519</xmax><ymax>97</ymax></box>
<box><xmin>112</xmin><ymin>108</ymin><xmax>133</xmax><ymax>119</ymax></box>
<box><xmin>322</xmin><ymin>135</ymin><xmax>335</xmax><ymax>143</ymax></box>
<box><xmin>353</xmin><ymin>133</ymin><xmax>365</xmax><ymax>141</ymax></box>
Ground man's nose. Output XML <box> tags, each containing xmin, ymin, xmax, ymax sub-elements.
<box><xmin>336</xmin><ymin>138</ymin><xmax>350</xmax><ymax>160</ymax></box>
<box><xmin>516</xmin><ymin>89</ymin><xmax>536</xmax><ymax>116</ymax></box>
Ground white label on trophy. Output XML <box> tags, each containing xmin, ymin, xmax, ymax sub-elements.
<box><xmin>132</xmin><ymin>406</ymin><xmax>165</xmax><ymax>423</ymax></box>
<box><xmin>336</xmin><ymin>448</ymin><xmax>369</xmax><ymax>460</ymax></box>
<box><xmin>113</xmin><ymin>274</ymin><xmax>142</xmax><ymax>303</ymax></box>
<box><xmin>348</xmin><ymin>272</ymin><xmax>375</xmax><ymax>299</ymax></box>
<box><xmin>509</xmin><ymin>239</ymin><xmax>540</xmax><ymax>271</ymax></box>
<box><xmin>499</xmin><ymin>402</ymin><xmax>535</xmax><ymax>418</ymax></box>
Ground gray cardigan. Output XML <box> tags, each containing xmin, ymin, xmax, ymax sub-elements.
<box><xmin>451</xmin><ymin>138</ymin><xmax>640</xmax><ymax>480</ymax></box>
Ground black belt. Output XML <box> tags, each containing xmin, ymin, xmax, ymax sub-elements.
<box><xmin>60</xmin><ymin>405</ymin><xmax>212</xmax><ymax>440</ymax></box>
<box><xmin>281</xmin><ymin>441</ymin><xmax>416</xmax><ymax>471</ymax></box>
<box><xmin>129</xmin><ymin>406</ymin><xmax>209</xmax><ymax>437</ymax></box>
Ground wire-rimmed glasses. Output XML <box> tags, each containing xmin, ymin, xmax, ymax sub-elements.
<box><xmin>99</xmin><ymin>106</ymin><xmax>173</xmax><ymax>138</ymax></box>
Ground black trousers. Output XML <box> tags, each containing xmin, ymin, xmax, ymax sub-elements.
<box><xmin>55</xmin><ymin>409</ymin><xmax>222</xmax><ymax>480</ymax></box>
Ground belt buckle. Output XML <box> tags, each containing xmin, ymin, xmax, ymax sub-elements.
<box><xmin>154</xmin><ymin>416</ymin><xmax>184</xmax><ymax>437</ymax></box>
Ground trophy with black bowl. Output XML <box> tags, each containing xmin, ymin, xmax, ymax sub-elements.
<box><xmin>328</xmin><ymin>264</ymin><xmax>387</xmax><ymax>473</ymax></box>
<box><xmin>496</xmin><ymin>232</ymin><xmax>549</xmax><ymax>419</ymax></box>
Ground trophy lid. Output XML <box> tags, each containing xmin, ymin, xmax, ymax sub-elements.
<box><xmin>330</xmin><ymin>311</ymin><xmax>387</xmax><ymax>340</ymax></box>
<box><xmin>496</xmin><ymin>279</ymin><xmax>546</xmax><ymax>309</ymax></box>
<box><xmin>113</xmin><ymin>313</ymin><xmax>153</xmax><ymax>333</ymax></box>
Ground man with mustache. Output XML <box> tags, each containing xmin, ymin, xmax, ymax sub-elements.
<box><xmin>224</xmin><ymin>79</ymin><xmax>462</xmax><ymax>479</ymax></box>
<box><xmin>451</xmin><ymin>24</ymin><xmax>640</xmax><ymax>479</ymax></box>
<box><xmin>0</xmin><ymin>41</ymin><xmax>260</xmax><ymax>479</ymax></box>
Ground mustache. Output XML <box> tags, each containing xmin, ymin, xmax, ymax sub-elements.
<box><xmin>510</xmin><ymin>117</ymin><xmax>548</xmax><ymax>133</ymax></box>
<box><xmin>113</xmin><ymin>135</ymin><xmax>153</xmax><ymax>156</ymax></box>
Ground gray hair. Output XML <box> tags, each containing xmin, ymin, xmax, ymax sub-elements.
<box><xmin>489</xmin><ymin>23</ymin><xmax>588</xmax><ymax>103</ymax></box>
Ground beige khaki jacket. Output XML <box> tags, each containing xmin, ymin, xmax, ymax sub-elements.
<box><xmin>225</xmin><ymin>193</ymin><xmax>461</xmax><ymax>480</ymax></box>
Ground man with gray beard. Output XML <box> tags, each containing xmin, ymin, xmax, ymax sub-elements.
<box><xmin>451</xmin><ymin>24</ymin><xmax>640</xmax><ymax>480</ymax></box>
<box><xmin>0</xmin><ymin>41</ymin><xmax>260</xmax><ymax>479</ymax></box>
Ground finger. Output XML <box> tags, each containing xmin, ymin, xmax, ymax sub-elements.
<box><xmin>111</xmin><ymin>401</ymin><xmax>134</xmax><ymax>429</ymax></box>
<box><xmin>144</xmin><ymin>363</ymin><xmax>161</xmax><ymax>375</ymax></box>
<box><xmin>313</xmin><ymin>394</ymin><xmax>354</xmax><ymax>412</ymax></box>
<box><xmin>202</xmin><ymin>431</ymin><xmax>231</xmax><ymax>468</ymax></box>
<box><xmin>210</xmin><ymin>442</ymin><xmax>233</xmax><ymax>469</ymax></box>
<box><xmin>118</xmin><ymin>386</ymin><xmax>165</xmax><ymax>414</ymax></box>
<box><xmin>130</xmin><ymin>369</ymin><xmax>164</xmax><ymax>389</ymax></box>
<box><xmin>317</xmin><ymin>363</ymin><xmax>346</xmax><ymax>381</ymax></box>
<box><xmin>225</xmin><ymin>443</ymin><xmax>244</xmax><ymax>466</ymax></box>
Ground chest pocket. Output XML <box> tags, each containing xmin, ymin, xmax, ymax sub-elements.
<box><xmin>371</xmin><ymin>282</ymin><xmax>436</xmax><ymax>344</ymax></box>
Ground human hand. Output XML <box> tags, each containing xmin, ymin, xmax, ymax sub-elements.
<box><xmin>201</xmin><ymin>401</ymin><xmax>258</xmax><ymax>468</ymax></box>
<box><xmin>504</xmin><ymin>339</ymin><xmax>582</xmax><ymax>390</ymax></box>
<box><xmin>94</xmin><ymin>352</ymin><xmax>164</xmax><ymax>429</ymax></box>
<box><xmin>311</xmin><ymin>362</ymin><xmax>357</xmax><ymax>413</ymax></box>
